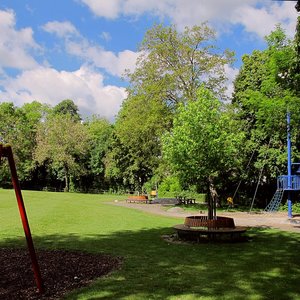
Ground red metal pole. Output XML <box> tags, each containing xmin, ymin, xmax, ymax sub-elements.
<box><xmin>3</xmin><ymin>145</ymin><xmax>44</xmax><ymax>293</ymax></box>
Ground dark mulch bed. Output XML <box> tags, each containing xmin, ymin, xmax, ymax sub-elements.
<box><xmin>0</xmin><ymin>248</ymin><xmax>122</xmax><ymax>299</ymax></box>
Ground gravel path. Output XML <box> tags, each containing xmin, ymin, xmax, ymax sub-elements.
<box><xmin>111</xmin><ymin>201</ymin><xmax>300</xmax><ymax>233</ymax></box>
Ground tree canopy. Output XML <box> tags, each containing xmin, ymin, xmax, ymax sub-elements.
<box><xmin>231</xmin><ymin>25</ymin><xmax>300</xmax><ymax>204</ymax></box>
<box><xmin>111</xmin><ymin>23</ymin><xmax>234</xmax><ymax>190</ymax></box>
<box><xmin>163</xmin><ymin>86</ymin><xmax>245</xmax><ymax>199</ymax></box>
<box><xmin>34</xmin><ymin>113</ymin><xmax>89</xmax><ymax>192</ymax></box>
<box><xmin>127</xmin><ymin>23</ymin><xmax>234</xmax><ymax>107</ymax></box>
<box><xmin>0</xmin><ymin>21</ymin><xmax>300</xmax><ymax>208</ymax></box>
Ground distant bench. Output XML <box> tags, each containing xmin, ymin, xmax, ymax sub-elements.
<box><xmin>126</xmin><ymin>195</ymin><xmax>150</xmax><ymax>203</ymax></box>
<box><xmin>177</xmin><ymin>198</ymin><xmax>196</xmax><ymax>205</ymax></box>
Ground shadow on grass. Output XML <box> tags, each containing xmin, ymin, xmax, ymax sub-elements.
<box><xmin>1</xmin><ymin>227</ymin><xmax>300</xmax><ymax>300</ymax></box>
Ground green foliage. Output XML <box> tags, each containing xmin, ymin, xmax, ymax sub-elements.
<box><xmin>163</xmin><ymin>86</ymin><xmax>245</xmax><ymax>194</ymax></box>
<box><xmin>112</xmin><ymin>23</ymin><xmax>234</xmax><ymax>191</ymax></box>
<box><xmin>52</xmin><ymin>99</ymin><xmax>81</xmax><ymax>121</ymax></box>
<box><xmin>0</xmin><ymin>101</ymin><xmax>48</xmax><ymax>183</ymax></box>
<box><xmin>127</xmin><ymin>23</ymin><xmax>234</xmax><ymax>106</ymax></box>
<box><xmin>1</xmin><ymin>22</ymin><xmax>300</xmax><ymax>201</ymax></box>
<box><xmin>106</xmin><ymin>94</ymin><xmax>172</xmax><ymax>191</ymax></box>
<box><xmin>1</xmin><ymin>189</ymin><xmax>300</xmax><ymax>299</ymax></box>
<box><xmin>233</xmin><ymin>25</ymin><xmax>300</xmax><ymax>194</ymax></box>
<box><xmin>279</xmin><ymin>201</ymin><xmax>300</xmax><ymax>213</ymax></box>
<box><xmin>34</xmin><ymin>114</ymin><xmax>89</xmax><ymax>191</ymax></box>
<box><xmin>87</xmin><ymin>116</ymin><xmax>113</xmax><ymax>176</ymax></box>
<box><xmin>158</xmin><ymin>175</ymin><xmax>182</xmax><ymax>196</ymax></box>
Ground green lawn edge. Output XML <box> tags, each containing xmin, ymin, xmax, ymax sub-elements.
<box><xmin>1</xmin><ymin>189</ymin><xmax>300</xmax><ymax>300</ymax></box>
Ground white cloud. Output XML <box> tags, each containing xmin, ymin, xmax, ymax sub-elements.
<box><xmin>232</xmin><ymin>2</ymin><xmax>297</xmax><ymax>38</ymax></box>
<box><xmin>81</xmin><ymin>0</ymin><xmax>122</xmax><ymax>19</ymax></box>
<box><xmin>42</xmin><ymin>20</ymin><xmax>140</xmax><ymax>77</ymax></box>
<box><xmin>67</xmin><ymin>40</ymin><xmax>139</xmax><ymax>76</ymax></box>
<box><xmin>79</xmin><ymin>0</ymin><xmax>298</xmax><ymax>38</ymax></box>
<box><xmin>224</xmin><ymin>64</ymin><xmax>239</xmax><ymax>98</ymax></box>
<box><xmin>0</xmin><ymin>9</ymin><xmax>40</xmax><ymax>70</ymax></box>
<box><xmin>42</xmin><ymin>21</ymin><xmax>79</xmax><ymax>38</ymax></box>
<box><xmin>0</xmin><ymin>66</ymin><xmax>127</xmax><ymax>120</ymax></box>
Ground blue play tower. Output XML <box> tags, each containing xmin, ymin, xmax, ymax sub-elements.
<box><xmin>265</xmin><ymin>112</ymin><xmax>300</xmax><ymax>218</ymax></box>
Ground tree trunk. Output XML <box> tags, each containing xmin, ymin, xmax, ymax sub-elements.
<box><xmin>64</xmin><ymin>166</ymin><xmax>69</xmax><ymax>192</ymax></box>
<box><xmin>208</xmin><ymin>176</ymin><xmax>218</xmax><ymax>220</ymax></box>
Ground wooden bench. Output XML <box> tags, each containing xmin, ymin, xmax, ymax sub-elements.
<box><xmin>174</xmin><ymin>224</ymin><xmax>247</xmax><ymax>242</ymax></box>
<box><xmin>126</xmin><ymin>195</ymin><xmax>150</xmax><ymax>203</ymax></box>
<box><xmin>177</xmin><ymin>197</ymin><xmax>196</xmax><ymax>205</ymax></box>
<box><xmin>174</xmin><ymin>216</ymin><xmax>247</xmax><ymax>242</ymax></box>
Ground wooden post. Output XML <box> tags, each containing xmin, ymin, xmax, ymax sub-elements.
<box><xmin>1</xmin><ymin>144</ymin><xmax>44</xmax><ymax>293</ymax></box>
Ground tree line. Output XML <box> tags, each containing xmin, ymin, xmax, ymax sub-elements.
<box><xmin>1</xmin><ymin>20</ymin><xmax>299</xmax><ymax>207</ymax></box>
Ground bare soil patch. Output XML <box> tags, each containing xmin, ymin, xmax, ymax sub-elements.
<box><xmin>0</xmin><ymin>248</ymin><xmax>122</xmax><ymax>300</ymax></box>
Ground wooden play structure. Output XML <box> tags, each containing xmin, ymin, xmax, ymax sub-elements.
<box><xmin>0</xmin><ymin>144</ymin><xmax>44</xmax><ymax>293</ymax></box>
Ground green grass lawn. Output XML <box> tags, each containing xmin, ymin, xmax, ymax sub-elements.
<box><xmin>1</xmin><ymin>189</ymin><xmax>300</xmax><ymax>300</ymax></box>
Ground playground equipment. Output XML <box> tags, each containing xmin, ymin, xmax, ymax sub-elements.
<box><xmin>265</xmin><ymin>113</ymin><xmax>300</xmax><ymax>218</ymax></box>
<box><xmin>0</xmin><ymin>144</ymin><xmax>44</xmax><ymax>293</ymax></box>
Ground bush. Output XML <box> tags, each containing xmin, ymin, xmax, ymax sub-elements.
<box><xmin>279</xmin><ymin>201</ymin><xmax>300</xmax><ymax>213</ymax></box>
<box><xmin>158</xmin><ymin>176</ymin><xmax>182</xmax><ymax>196</ymax></box>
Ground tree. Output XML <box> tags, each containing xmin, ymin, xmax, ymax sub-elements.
<box><xmin>289</xmin><ymin>16</ymin><xmax>300</xmax><ymax>95</ymax></box>
<box><xmin>107</xmin><ymin>94</ymin><xmax>172</xmax><ymax>191</ymax></box>
<box><xmin>163</xmin><ymin>86</ymin><xmax>245</xmax><ymax>215</ymax></box>
<box><xmin>112</xmin><ymin>23</ymin><xmax>234</xmax><ymax>190</ymax></box>
<box><xmin>34</xmin><ymin>114</ymin><xmax>89</xmax><ymax>191</ymax></box>
<box><xmin>0</xmin><ymin>101</ymin><xmax>48</xmax><ymax>185</ymax></box>
<box><xmin>232</xmin><ymin>25</ymin><xmax>300</xmax><ymax>204</ymax></box>
<box><xmin>127</xmin><ymin>24</ymin><xmax>234</xmax><ymax>107</ymax></box>
<box><xmin>85</xmin><ymin>116</ymin><xmax>113</xmax><ymax>190</ymax></box>
<box><xmin>53</xmin><ymin>99</ymin><xmax>81</xmax><ymax>121</ymax></box>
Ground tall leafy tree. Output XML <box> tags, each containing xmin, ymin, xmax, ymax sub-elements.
<box><xmin>85</xmin><ymin>116</ymin><xmax>113</xmax><ymax>190</ymax></box>
<box><xmin>233</xmin><ymin>25</ymin><xmax>300</xmax><ymax>203</ymax></box>
<box><xmin>112</xmin><ymin>23</ymin><xmax>234</xmax><ymax>190</ymax></box>
<box><xmin>107</xmin><ymin>95</ymin><xmax>172</xmax><ymax>191</ymax></box>
<box><xmin>0</xmin><ymin>101</ymin><xmax>47</xmax><ymax>184</ymax></box>
<box><xmin>127</xmin><ymin>24</ymin><xmax>234</xmax><ymax>107</ymax></box>
<box><xmin>34</xmin><ymin>114</ymin><xmax>89</xmax><ymax>191</ymax></box>
<box><xmin>163</xmin><ymin>86</ymin><xmax>245</xmax><ymax>209</ymax></box>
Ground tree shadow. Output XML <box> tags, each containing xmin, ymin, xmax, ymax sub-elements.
<box><xmin>1</xmin><ymin>227</ymin><xmax>300</xmax><ymax>300</ymax></box>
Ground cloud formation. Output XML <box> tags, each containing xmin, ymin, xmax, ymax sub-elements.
<box><xmin>0</xmin><ymin>10</ymin><xmax>130</xmax><ymax>120</ymax></box>
<box><xmin>42</xmin><ymin>21</ymin><xmax>79</xmax><ymax>38</ymax></box>
<box><xmin>42</xmin><ymin>20</ymin><xmax>140</xmax><ymax>77</ymax></box>
<box><xmin>0</xmin><ymin>9</ymin><xmax>40</xmax><ymax>70</ymax></box>
<box><xmin>0</xmin><ymin>1</ymin><xmax>298</xmax><ymax>121</ymax></box>
<box><xmin>80</xmin><ymin>0</ymin><xmax>297</xmax><ymax>38</ymax></box>
<box><xmin>0</xmin><ymin>66</ymin><xmax>126</xmax><ymax>120</ymax></box>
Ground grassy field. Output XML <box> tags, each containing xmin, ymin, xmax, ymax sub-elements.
<box><xmin>1</xmin><ymin>189</ymin><xmax>300</xmax><ymax>300</ymax></box>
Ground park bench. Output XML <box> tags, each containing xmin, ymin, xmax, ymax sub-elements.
<box><xmin>176</xmin><ymin>196</ymin><xmax>196</xmax><ymax>205</ymax></box>
<box><xmin>174</xmin><ymin>216</ymin><xmax>247</xmax><ymax>242</ymax></box>
<box><xmin>126</xmin><ymin>195</ymin><xmax>150</xmax><ymax>203</ymax></box>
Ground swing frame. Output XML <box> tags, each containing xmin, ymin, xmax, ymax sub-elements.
<box><xmin>0</xmin><ymin>144</ymin><xmax>44</xmax><ymax>293</ymax></box>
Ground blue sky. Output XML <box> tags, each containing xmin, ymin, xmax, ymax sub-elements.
<box><xmin>0</xmin><ymin>0</ymin><xmax>298</xmax><ymax>120</ymax></box>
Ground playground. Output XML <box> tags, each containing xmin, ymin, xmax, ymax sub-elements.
<box><xmin>1</xmin><ymin>112</ymin><xmax>300</xmax><ymax>298</ymax></box>
<box><xmin>2</xmin><ymin>109</ymin><xmax>300</xmax><ymax>298</ymax></box>
<box><xmin>112</xmin><ymin>201</ymin><xmax>300</xmax><ymax>233</ymax></box>
<box><xmin>1</xmin><ymin>190</ymin><xmax>300</xmax><ymax>299</ymax></box>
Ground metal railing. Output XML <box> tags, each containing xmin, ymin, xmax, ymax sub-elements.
<box><xmin>277</xmin><ymin>175</ymin><xmax>300</xmax><ymax>190</ymax></box>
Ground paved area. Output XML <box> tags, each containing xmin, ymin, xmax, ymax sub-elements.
<box><xmin>111</xmin><ymin>201</ymin><xmax>300</xmax><ymax>233</ymax></box>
